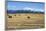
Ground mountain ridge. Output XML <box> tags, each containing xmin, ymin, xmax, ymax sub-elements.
<box><xmin>7</xmin><ymin>10</ymin><xmax>44</xmax><ymax>14</ymax></box>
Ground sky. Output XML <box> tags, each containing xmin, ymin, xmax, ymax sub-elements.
<box><xmin>7</xmin><ymin>1</ymin><xmax>44</xmax><ymax>12</ymax></box>
<box><xmin>8</xmin><ymin>0</ymin><xmax>44</xmax><ymax>2</ymax></box>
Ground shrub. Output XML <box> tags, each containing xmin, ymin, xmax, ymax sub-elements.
<box><xmin>8</xmin><ymin>16</ymin><xmax>12</xmax><ymax>18</ymax></box>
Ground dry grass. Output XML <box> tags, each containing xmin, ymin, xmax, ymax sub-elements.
<box><xmin>7</xmin><ymin>13</ymin><xmax>44</xmax><ymax>29</ymax></box>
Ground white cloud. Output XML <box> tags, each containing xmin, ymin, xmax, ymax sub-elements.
<box><xmin>23</xmin><ymin>7</ymin><xmax>44</xmax><ymax>12</ymax></box>
<box><xmin>35</xmin><ymin>9</ymin><xmax>44</xmax><ymax>12</ymax></box>
<box><xmin>23</xmin><ymin>7</ymin><xmax>34</xmax><ymax>11</ymax></box>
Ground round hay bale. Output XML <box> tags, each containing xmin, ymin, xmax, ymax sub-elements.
<box><xmin>27</xmin><ymin>16</ymin><xmax>30</xmax><ymax>19</ymax></box>
<box><xmin>8</xmin><ymin>16</ymin><xmax>12</xmax><ymax>18</ymax></box>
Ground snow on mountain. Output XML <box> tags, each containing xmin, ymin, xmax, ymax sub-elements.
<box><xmin>8</xmin><ymin>7</ymin><xmax>44</xmax><ymax>13</ymax></box>
<box><xmin>23</xmin><ymin>7</ymin><xmax>44</xmax><ymax>12</ymax></box>
<box><xmin>23</xmin><ymin>7</ymin><xmax>34</xmax><ymax>11</ymax></box>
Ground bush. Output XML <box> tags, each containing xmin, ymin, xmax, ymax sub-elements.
<box><xmin>27</xmin><ymin>16</ymin><xmax>30</xmax><ymax>19</ymax></box>
<box><xmin>8</xmin><ymin>16</ymin><xmax>12</xmax><ymax>18</ymax></box>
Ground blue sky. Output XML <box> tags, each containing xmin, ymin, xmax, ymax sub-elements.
<box><xmin>7</xmin><ymin>1</ymin><xmax>44</xmax><ymax>12</ymax></box>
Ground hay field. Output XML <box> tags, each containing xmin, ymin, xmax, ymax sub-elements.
<box><xmin>7</xmin><ymin>13</ymin><xmax>44</xmax><ymax>29</ymax></box>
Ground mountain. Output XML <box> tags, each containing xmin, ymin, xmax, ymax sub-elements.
<box><xmin>7</xmin><ymin>10</ymin><xmax>44</xmax><ymax>14</ymax></box>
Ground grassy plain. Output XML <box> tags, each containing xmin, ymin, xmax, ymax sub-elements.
<box><xmin>7</xmin><ymin>13</ymin><xmax>44</xmax><ymax>29</ymax></box>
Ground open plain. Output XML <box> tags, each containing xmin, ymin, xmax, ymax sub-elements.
<box><xmin>7</xmin><ymin>13</ymin><xmax>44</xmax><ymax>29</ymax></box>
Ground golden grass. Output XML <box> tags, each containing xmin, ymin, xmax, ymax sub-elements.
<box><xmin>7</xmin><ymin>13</ymin><xmax>44</xmax><ymax>29</ymax></box>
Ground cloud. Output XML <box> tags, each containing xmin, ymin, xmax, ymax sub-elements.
<box><xmin>23</xmin><ymin>7</ymin><xmax>44</xmax><ymax>12</ymax></box>
<box><xmin>23</xmin><ymin>7</ymin><xmax>34</xmax><ymax>11</ymax></box>
<box><xmin>34</xmin><ymin>9</ymin><xmax>44</xmax><ymax>12</ymax></box>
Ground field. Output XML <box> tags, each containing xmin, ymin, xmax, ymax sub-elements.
<box><xmin>7</xmin><ymin>13</ymin><xmax>44</xmax><ymax>29</ymax></box>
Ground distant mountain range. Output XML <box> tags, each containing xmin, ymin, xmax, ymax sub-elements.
<box><xmin>7</xmin><ymin>10</ymin><xmax>44</xmax><ymax>14</ymax></box>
